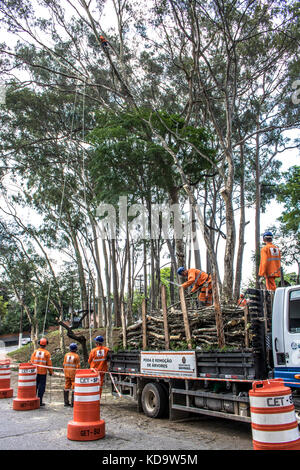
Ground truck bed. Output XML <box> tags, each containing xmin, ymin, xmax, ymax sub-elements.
<box><xmin>109</xmin><ymin>349</ymin><xmax>257</xmax><ymax>381</ymax></box>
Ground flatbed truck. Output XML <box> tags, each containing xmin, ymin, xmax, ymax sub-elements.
<box><xmin>109</xmin><ymin>285</ymin><xmax>300</xmax><ymax>423</ymax></box>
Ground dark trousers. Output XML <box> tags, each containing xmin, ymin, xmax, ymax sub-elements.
<box><xmin>36</xmin><ymin>374</ymin><xmax>47</xmax><ymax>402</ymax></box>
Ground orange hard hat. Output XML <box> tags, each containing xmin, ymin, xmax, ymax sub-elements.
<box><xmin>39</xmin><ymin>338</ymin><xmax>47</xmax><ymax>346</ymax></box>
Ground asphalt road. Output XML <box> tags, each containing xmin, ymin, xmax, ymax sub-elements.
<box><xmin>0</xmin><ymin>366</ymin><xmax>254</xmax><ymax>459</ymax></box>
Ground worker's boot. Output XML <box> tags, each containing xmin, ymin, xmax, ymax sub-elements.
<box><xmin>64</xmin><ymin>390</ymin><xmax>71</xmax><ymax>407</ymax></box>
<box><xmin>71</xmin><ymin>391</ymin><xmax>74</xmax><ymax>407</ymax></box>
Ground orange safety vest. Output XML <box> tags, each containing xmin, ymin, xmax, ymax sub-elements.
<box><xmin>63</xmin><ymin>352</ymin><xmax>80</xmax><ymax>379</ymax></box>
<box><xmin>237</xmin><ymin>296</ymin><xmax>247</xmax><ymax>307</ymax></box>
<box><xmin>258</xmin><ymin>242</ymin><xmax>281</xmax><ymax>278</ymax></box>
<box><xmin>30</xmin><ymin>348</ymin><xmax>53</xmax><ymax>375</ymax></box>
<box><xmin>88</xmin><ymin>346</ymin><xmax>109</xmax><ymax>372</ymax></box>
<box><xmin>181</xmin><ymin>268</ymin><xmax>211</xmax><ymax>293</ymax></box>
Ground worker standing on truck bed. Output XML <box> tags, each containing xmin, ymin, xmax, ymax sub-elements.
<box><xmin>237</xmin><ymin>293</ymin><xmax>248</xmax><ymax>307</ymax></box>
<box><xmin>88</xmin><ymin>335</ymin><xmax>110</xmax><ymax>398</ymax></box>
<box><xmin>30</xmin><ymin>337</ymin><xmax>53</xmax><ymax>407</ymax></box>
<box><xmin>177</xmin><ymin>267</ymin><xmax>213</xmax><ymax>306</ymax></box>
<box><xmin>63</xmin><ymin>343</ymin><xmax>80</xmax><ymax>407</ymax></box>
<box><xmin>258</xmin><ymin>231</ymin><xmax>281</xmax><ymax>291</ymax></box>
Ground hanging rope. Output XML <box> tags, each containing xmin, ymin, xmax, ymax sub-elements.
<box><xmin>42</xmin><ymin>280</ymin><xmax>52</xmax><ymax>336</ymax></box>
<box><xmin>58</xmin><ymin>81</ymin><xmax>80</xmax><ymax>224</ymax></box>
<box><xmin>81</xmin><ymin>78</ymin><xmax>93</xmax><ymax>344</ymax></box>
<box><xmin>82</xmin><ymin>78</ymin><xmax>87</xmax><ymax>209</ymax></box>
<box><xmin>41</xmin><ymin>82</ymin><xmax>80</xmax><ymax>337</ymax></box>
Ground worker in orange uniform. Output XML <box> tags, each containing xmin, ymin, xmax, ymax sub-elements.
<box><xmin>237</xmin><ymin>294</ymin><xmax>248</xmax><ymax>307</ymax></box>
<box><xmin>258</xmin><ymin>231</ymin><xmax>281</xmax><ymax>291</ymax></box>
<box><xmin>99</xmin><ymin>35</ymin><xmax>108</xmax><ymax>48</ymax></box>
<box><xmin>88</xmin><ymin>336</ymin><xmax>110</xmax><ymax>398</ymax></box>
<box><xmin>30</xmin><ymin>338</ymin><xmax>53</xmax><ymax>407</ymax></box>
<box><xmin>63</xmin><ymin>343</ymin><xmax>80</xmax><ymax>407</ymax></box>
<box><xmin>177</xmin><ymin>267</ymin><xmax>213</xmax><ymax>306</ymax></box>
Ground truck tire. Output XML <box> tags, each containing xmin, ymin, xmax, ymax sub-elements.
<box><xmin>141</xmin><ymin>383</ymin><xmax>168</xmax><ymax>418</ymax></box>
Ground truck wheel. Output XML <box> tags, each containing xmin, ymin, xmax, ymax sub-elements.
<box><xmin>141</xmin><ymin>383</ymin><xmax>168</xmax><ymax>418</ymax></box>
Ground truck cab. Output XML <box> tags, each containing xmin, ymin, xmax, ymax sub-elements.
<box><xmin>273</xmin><ymin>285</ymin><xmax>300</xmax><ymax>388</ymax></box>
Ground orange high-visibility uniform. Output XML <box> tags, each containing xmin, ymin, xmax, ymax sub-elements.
<box><xmin>237</xmin><ymin>295</ymin><xmax>247</xmax><ymax>307</ymax></box>
<box><xmin>99</xmin><ymin>35</ymin><xmax>108</xmax><ymax>46</ymax></box>
<box><xmin>63</xmin><ymin>351</ymin><xmax>80</xmax><ymax>391</ymax></box>
<box><xmin>30</xmin><ymin>348</ymin><xmax>53</xmax><ymax>375</ymax></box>
<box><xmin>88</xmin><ymin>345</ymin><xmax>110</xmax><ymax>397</ymax></box>
<box><xmin>181</xmin><ymin>268</ymin><xmax>212</xmax><ymax>306</ymax></box>
<box><xmin>258</xmin><ymin>242</ymin><xmax>281</xmax><ymax>291</ymax></box>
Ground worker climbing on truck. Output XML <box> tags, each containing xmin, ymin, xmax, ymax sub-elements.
<box><xmin>258</xmin><ymin>231</ymin><xmax>281</xmax><ymax>291</ymax></box>
<box><xmin>88</xmin><ymin>335</ymin><xmax>110</xmax><ymax>398</ymax></box>
<box><xmin>177</xmin><ymin>267</ymin><xmax>212</xmax><ymax>306</ymax></box>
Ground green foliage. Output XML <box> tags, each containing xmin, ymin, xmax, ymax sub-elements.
<box><xmin>131</xmin><ymin>291</ymin><xmax>146</xmax><ymax>320</ymax></box>
<box><xmin>280</xmin><ymin>272</ymin><xmax>298</xmax><ymax>286</ymax></box>
<box><xmin>88</xmin><ymin>108</ymin><xmax>215</xmax><ymax>205</ymax></box>
<box><xmin>160</xmin><ymin>267</ymin><xmax>171</xmax><ymax>304</ymax></box>
<box><xmin>169</xmin><ymin>340</ymin><xmax>197</xmax><ymax>351</ymax></box>
<box><xmin>276</xmin><ymin>166</ymin><xmax>300</xmax><ymax>235</ymax></box>
<box><xmin>0</xmin><ymin>305</ymin><xmax>31</xmax><ymax>335</ymax></box>
<box><xmin>0</xmin><ymin>295</ymin><xmax>8</xmax><ymax>320</ymax></box>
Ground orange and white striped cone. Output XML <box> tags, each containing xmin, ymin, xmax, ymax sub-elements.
<box><xmin>249</xmin><ymin>379</ymin><xmax>300</xmax><ymax>450</ymax></box>
<box><xmin>12</xmin><ymin>363</ymin><xmax>40</xmax><ymax>411</ymax></box>
<box><xmin>67</xmin><ymin>369</ymin><xmax>105</xmax><ymax>441</ymax></box>
<box><xmin>0</xmin><ymin>359</ymin><xmax>13</xmax><ymax>399</ymax></box>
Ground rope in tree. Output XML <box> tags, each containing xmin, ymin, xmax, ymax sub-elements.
<box><xmin>41</xmin><ymin>82</ymin><xmax>80</xmax><ymax>338</ymax></box>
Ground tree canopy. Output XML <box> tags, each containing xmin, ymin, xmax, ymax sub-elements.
<box><xmin>0</xmin><ymin>0</ymin><xmax>299</xmax><ymax>345</ymax></box>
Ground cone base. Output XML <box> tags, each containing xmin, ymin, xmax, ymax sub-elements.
<box><xmin>13</xmin><ymin>397</ymin><xmax>40</xmax><ymax>411</ymax></box>
<box><xmin>253</xmin><ymin>438</ymin><xmax>300</xmax><ymax>450</ymax></box>
<box><xmin>0</xmin><ymin>388</ymin><xmax>13</xmax><ymax>399</ymax></box>
<box><xmin>67</xmin><ymin>419</ymin><xmax>105</xmax><ymax>441</ymax></box>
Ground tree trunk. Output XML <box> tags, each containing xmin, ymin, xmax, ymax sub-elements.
<box><xmin>127</xmin><ymin>237</ymin><xmax>133</xmax><ymax>325</ymax></box>
<box><xmin>234</xmin><ymin>142</ymin><xmax>246</xmax><ymax>300</ymax></box>
<box><xmin>69</xmin><ymin>227</ymin><xmax>88</xmax><ymax>316</ymax></box>
<box><xmin>255</xmin><ymin>115</ymin><xmax>261</xmax><ymax>289</ymax></box>
<box><xmin>191</xmin><ymin>206</ymin><xmax>201</xmax><ymax>269</ymax></box>
<box><xmin>143</xmin><ymin>240</ymin><xmax>148</xmax><ymax>300</ymax></box>
<box><xmin>102</xmin><ymin>237</ymin><xmax>112</xmax><ymax>329</ymax></box>
<box><xmin>90</xmin><ymin>217</ymin><xmax>105</xmax><ymax>327</ymax></box>
<box><xmin>221</xmin><ymin>153</ymin><xmax>236</xmax><ymax>302</ymax></box>
<box><xmin>169</xmin><ymin>186</ymin><xmax>185</xmax><ymax>268</ymax></box>
<box><xmin>110</xmin><ymin>238</ymin><xmax>121</xmax><ymax>327</ymax></box>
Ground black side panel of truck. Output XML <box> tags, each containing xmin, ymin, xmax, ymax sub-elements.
<box><xmin>247</xmin><ymin>288</ymin><xmax>270</xmax><ymax>379</ymax></box>
<box><xmin>109</xmin><ymin>350</ymin><xmax>257</xmax><ymax>380</ymax></box>
<box><xmin>195</xmin><ymin>351</ymin><xmax>256</xmax><ymax>380</ymax></box>
<box><xmin>110</xmin><ymin>350</ymin><xmax>141</xmax><ymax>374</ymax></box>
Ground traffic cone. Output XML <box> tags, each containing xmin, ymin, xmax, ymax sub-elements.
<box><xmin>12</xmin><ymin>363</ymin><xmax>40</xmax><ymax>411</ymax></box>
<box><xmin>249</xmin><ymin>378</ymin><xmax>300</xmax><ymax>450</ymax></box>
<box><xmin>0</xmin><ymin>359</ymin><xmax>13</xmax><ymax>399</ymax></box>
<box><xmin>67</xmin><ymin>369</ymin><xmax>105</xmax><ymax>441</ymax></box>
